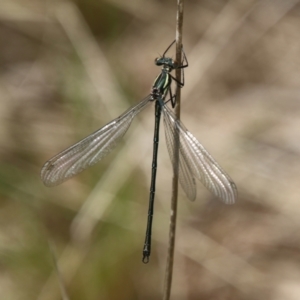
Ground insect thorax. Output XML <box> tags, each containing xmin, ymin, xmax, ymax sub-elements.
<box><xmin>151</xmin><ymin>72</ymin><xmax>171</xmax><ymax>100</ymax></box>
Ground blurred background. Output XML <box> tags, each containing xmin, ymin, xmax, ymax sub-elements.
<box><xmin>1</xmin><ymin>0</ymin><xmax>300</xmax><ymax>299</ymax></box>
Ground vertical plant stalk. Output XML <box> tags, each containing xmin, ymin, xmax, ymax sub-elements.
<box><xmin>163</xmin><ymin>0</ymin><xmax>184</xmax><ymax>299</ymax></box>
<box><xmin>48</xmin><ymin>240</ymin><xmax>70</xmax><ymax>300</ymax></box>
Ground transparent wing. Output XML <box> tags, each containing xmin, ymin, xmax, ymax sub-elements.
<box><xmin>164</xmin><ymin>112</ymin><xmax>197</xmax><ymax>201</ymax></box>
<box><xmin>41</xmin><ymin>95</ymin><xmax>152</xmax><ymax>187</ymax></box>
<box><xmin>162</xmin><ymin>104</ymin><xmax>237</xmax><ymax>204</ymax></box>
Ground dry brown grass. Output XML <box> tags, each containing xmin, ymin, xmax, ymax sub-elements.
<box><xmin>1</xmin><ymin>0</ymin><xmax>300</xmax><ymax>299</ymax></box>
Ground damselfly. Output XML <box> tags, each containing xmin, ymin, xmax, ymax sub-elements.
<box><xmin>41</xmin><ymin>41</ymin><xmax>237</xmax><ymax>263</ymax></box>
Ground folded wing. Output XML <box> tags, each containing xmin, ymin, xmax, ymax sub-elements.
<box><xmin>162</xmin><ymin>104</ymin><xmax>237</xmax><ymax>204</ymax></box>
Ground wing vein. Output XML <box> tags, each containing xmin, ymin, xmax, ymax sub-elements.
<box><xmin>162</xmin><ymin>104</ymin><xmax>237</xmax><ymax>204</ymax></box>
<box><xmin>41</xmin><ymin>96</ymin><xmax>151</xmax><ymax>186</ymax></box>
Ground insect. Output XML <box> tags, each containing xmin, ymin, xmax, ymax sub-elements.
<box><xmin>41</xmin><ymin>41</ymin><xmax>237</xmax><ymax>263</ymax></box>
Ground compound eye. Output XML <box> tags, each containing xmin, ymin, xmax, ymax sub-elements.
<box><xmin>155</xmin><ymin>58</ymin><xmax>162</xmax><ymax>66</ymax></box>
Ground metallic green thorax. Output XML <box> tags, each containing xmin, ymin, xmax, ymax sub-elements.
<box><xmin>152</xmin><ymin>71</ymin><xmax>171</xmax><ymax>99</ymax></box>
<box><xmin>151</xmin><ymin>55</ymin><xmax>177</xmax><ymax>101</ymax></box>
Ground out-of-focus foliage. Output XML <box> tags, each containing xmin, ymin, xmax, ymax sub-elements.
<box><xmin>1</xmin><ymin>0</ymin><xmax>300</xmax><ymax>299</ymax></box>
